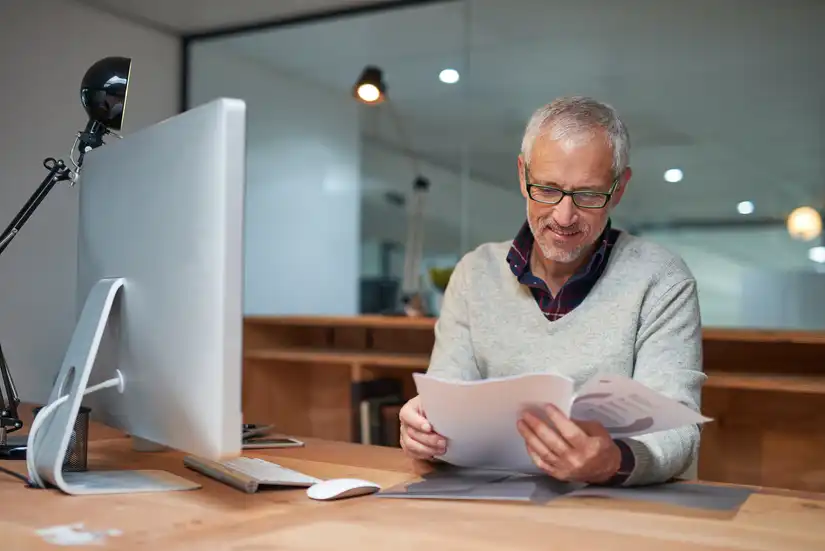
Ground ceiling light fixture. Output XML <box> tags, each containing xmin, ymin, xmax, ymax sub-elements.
<box><xmin>439</xmin><ymin>68</ymin><xmax>460</xmax><ymax>84</ymax></box>
<box><xmin>808</xmin><ymin>245</ymin><xmax>825</xmax><ymax>263</ymax></box>
<box><xmin>737</xmin><ymin>201</ymin><xmax>754</xmax><ymax>215</ymax></box>
<box><xmin>352</xmin><ymin>65</ymin><xmax>386</xmax><ymax>104</ymax></box>
<box><xmin>787</xmin><ymin>206</ymin><xmax>822</xmax><ymax>241</ymax></box>
<box><xmin>664</xmin><ymin>168</ymin><xmax>683</xmax><ymax>183</ymax></box>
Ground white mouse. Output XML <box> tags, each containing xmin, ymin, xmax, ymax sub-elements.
<box><xmin>306</xmin><ymin>478</ymin><xmax>381</xmax><ymax>501</ymax></box>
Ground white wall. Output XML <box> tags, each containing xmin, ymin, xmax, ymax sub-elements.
<box><xmin>188</xmin><ymin>44</ymin><xmax>362</xmax><ymax>316</ymax></box>
<box><xmin>0</xmin><ymin>0</ymin><xmax>181</xmax><ymax>403</ymax></box>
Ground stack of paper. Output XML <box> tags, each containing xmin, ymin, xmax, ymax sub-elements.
<box><xmin>413</xmin><ymin>373</ymin><xmax>711</xmax><ymax>474</ymax></box>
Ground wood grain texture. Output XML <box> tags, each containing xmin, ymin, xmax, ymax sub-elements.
<box><xmin>245</xmin><ymin>348</ymin><xmax>429</xmax><ymax>369</ymax></box>
<box><xmin>245</xmin><ymin>314</ymin><xmax>437</xmax><ymax>330</ymax></box>
<box><xmin>705</xmin><ymin>372</ymin><xmax>825</xmax><ymax>395</ymax></box>
<box><xmin>699</xmin><ymin>333</ymin><xmax>825</xmax><ymax>492</ymax></box>
<box><xmin>2</xmin><ymin>422</ymin><xmax>825</xmax><ymax>551</ymax></box>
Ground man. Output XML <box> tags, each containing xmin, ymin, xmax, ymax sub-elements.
<box><xmin>399</xmin><ymin>96</ymin><xmax>706</xmax><ymax>487</ymax></box>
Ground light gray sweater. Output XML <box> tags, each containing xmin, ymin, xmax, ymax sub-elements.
<box><xmin>426</xmin><ymin>230</ymin><xmax>706</xmax><ymax>486</ymax></box>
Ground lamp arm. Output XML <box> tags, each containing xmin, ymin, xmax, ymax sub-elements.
<box><xmin>0</xmin><ymin>158</ymin><xmax>72</xmax><ymax>258</ymax></box>
<box><xmin>0</xmin><ymin>156</ymin><xmax>73</xmax><ymax>448</ymax></box>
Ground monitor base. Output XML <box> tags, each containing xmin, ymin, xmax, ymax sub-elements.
<box><xmin>61</xmin><ymin>470</ymin><xmax>200</xmax><ymax>495</ymax></box>
<box><xmin>28</xmin><ymin>278</ymin><xmax>201</xmax><ymax>495</ymax></box>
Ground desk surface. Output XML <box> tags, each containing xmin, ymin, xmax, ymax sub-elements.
<box><xmin>2</xmin><ymin>421</ymin><xmax>825</xmax><ymax>551</ymax></box>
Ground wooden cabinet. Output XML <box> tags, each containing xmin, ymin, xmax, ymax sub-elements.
<box><xmin>242</xmin><ymin>316</ymin><xmax>433</xmax><ymax>443</ymax></box>
<box><xmin>698</xmin><ymin>329</ymin><xmax>825</xmax><ymax>492</ymax></box>
<box><xmin>242</xmin><ymin>316</ymin><xmax>825</xmax><ymax>493</ymax></box>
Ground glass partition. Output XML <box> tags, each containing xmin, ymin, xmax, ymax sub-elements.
<box><xmin>187</xmin><ymin>0</ymin><xmax>825</xmax><ymax>329</ymax></box>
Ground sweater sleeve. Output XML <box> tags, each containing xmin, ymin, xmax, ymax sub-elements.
<box><xmin>619</xmin><ymin>276</ymin><xmax>707</xmax><ymax>486</ymax></box>
<box><xmin>425</xmin><ymin>256</ymin><xmax>482</xmax><ymax>381</ymax></box>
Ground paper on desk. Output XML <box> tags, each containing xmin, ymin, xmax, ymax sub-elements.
<box><xmin>413</xmin><ymin>372</ymin><xmax>711</xmax><ymax>474</ymax></box>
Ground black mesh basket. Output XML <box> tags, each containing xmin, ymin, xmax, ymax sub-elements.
<box><xmin>32</xmin><ymin>404</ymin><xmax>90</xmax><ymax>472</ymax></box>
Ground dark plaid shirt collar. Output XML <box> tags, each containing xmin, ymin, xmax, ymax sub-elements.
<box><xmin>505</xmin><ymin>219</ymin><xmax>619</xmax><ymax>321</ymax></box>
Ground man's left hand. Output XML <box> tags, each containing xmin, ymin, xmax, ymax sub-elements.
<box><xmin>517</xmin><ymin>404</ymin><xmax>621</xmax><ymax>484</ymax></box>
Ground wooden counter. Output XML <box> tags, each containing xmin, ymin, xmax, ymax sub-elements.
<box><xmin>3</xmin><ymin>417</ymin><xmax>825</xmax><ymax>550</ymax></box>
<box><xmin>242</xmin><ymin>315</ymin><xmax>434</xmax><ymax>445</ymax></box>
<box><xmin>242</xmin><ymin>316</ymin><xmax>825</xmax><ymax>494</ymax></box>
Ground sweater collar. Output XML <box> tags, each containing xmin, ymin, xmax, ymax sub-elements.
<box><xmin>505</xmin><ymin>218</ymin><xmax>613</xmax><ymax>280</ymax></box>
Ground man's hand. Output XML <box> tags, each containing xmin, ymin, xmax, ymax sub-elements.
<box><xmin>399</xmin><ymin>395</ymin><xmax>447</xmax><ymax>460</ymax></box>
<box><xmin>517</xmin><ymin>404</ymin><xmax>621</xmax><ymax>484</ymax></box>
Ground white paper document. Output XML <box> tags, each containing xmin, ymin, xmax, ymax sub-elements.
<box><xmin>413</xmin><ymin>372</ymin><xmax>711</xmax><ymax>474</ymax></box>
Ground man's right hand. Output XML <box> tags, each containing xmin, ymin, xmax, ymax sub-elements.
<box><xmin>399</xmin><ymin>395</ymin><xmax>447</xmax><ymax>460</ymax></box>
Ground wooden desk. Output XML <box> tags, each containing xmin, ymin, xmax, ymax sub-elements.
<box><xmin>3</xmin><ymin>423</ymin><xmax>825</xmax><ymax>550</ymax></box>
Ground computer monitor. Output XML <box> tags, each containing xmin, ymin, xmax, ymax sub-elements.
<box><xmin>27</xmin><ymin>98</ymin><xmax>246</xmax><ymax>495</ymax></box>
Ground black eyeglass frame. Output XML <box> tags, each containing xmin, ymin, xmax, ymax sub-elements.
<box><xmin>524</xmin><ymin>164</ymin><xmax>621</xmax><ymax>209</ymax></box>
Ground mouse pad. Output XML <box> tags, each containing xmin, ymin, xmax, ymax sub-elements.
<box><xmin>562</xmin><ymin>481</ymin><xmax>755</xmax><ymax>511</ymax></box>
<box><xmin>378</xmin><ymin>465</ymin><xmax>754</xmax><ymax>510</ymax></box>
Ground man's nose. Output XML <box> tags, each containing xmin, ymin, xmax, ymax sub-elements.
<box><xmin>552</xmin><ymin>195</ymin><xmax>578</xmax><ymax>227</ymax></box>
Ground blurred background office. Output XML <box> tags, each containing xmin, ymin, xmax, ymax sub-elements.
<box><xmin>2</xmin><ymin>0</ymin><xmax>825</xmax><ymax>402</ymax></box>
<box><xmin>185</xmin><ymin>0</ymin><xmax>825</xmax><ymax>328</ymax></box>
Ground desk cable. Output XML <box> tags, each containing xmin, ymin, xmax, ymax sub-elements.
<box><xmin>0</xmin><ymin>463</ymin><xmax>28</xmax><ymax>484</ymax></box>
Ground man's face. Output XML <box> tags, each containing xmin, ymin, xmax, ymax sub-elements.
<box><xmin>518</xmin><ymin>131</ymin><xmax>629</xmax><ymax>264</ymax></box>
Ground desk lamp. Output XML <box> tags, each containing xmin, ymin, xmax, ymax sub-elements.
<box><xmin>0</xmin><ymin>56</ymin><xmax>131</xmax><ymax>459</ymax></box>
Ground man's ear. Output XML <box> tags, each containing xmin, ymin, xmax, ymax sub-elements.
<box><xmin>612</xmin><ymin>167</ymin><xmax>632</xmax><ymax>206</ymax></box>
<box><xmin>518</xmin><ymin>155</ymin><xmax>528</xmax><ymax>199</ymax></box>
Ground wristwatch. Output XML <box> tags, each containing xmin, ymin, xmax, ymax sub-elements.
<box><xmin>607</xmin><ymin>439</ymin><xmax>636</xmax><ymax>485</ymax></box>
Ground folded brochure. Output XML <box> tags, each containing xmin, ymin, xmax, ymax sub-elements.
<box><xmin>413</xmin><ymin>372</ymin><xmax>710</xmax><ymax>474</ymax></box>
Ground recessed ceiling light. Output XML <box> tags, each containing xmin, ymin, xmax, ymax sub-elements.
<box><xmin>439</xmin><ymin>68</ymin><xmax>460</xmax><ymax>84</ymax></box>
<box><xmin>808</xmin><ymin>245</ymin><xmax>825</xmax><ymax>263</ymax></box>
<box><xmin>737</xmin><ymin>201</ymin><xmax>754</xmax><ymax>215</ymax></box>
<box><xmin>664</xmin><ymin>168</ymin><xmax>683</xmax><ymax>183</ymax></box>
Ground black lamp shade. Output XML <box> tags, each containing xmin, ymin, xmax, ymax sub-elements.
<box><xmin>80</xmin><ymin>56</ymin><xmax>132</xmax><ymax>131</ymax></box>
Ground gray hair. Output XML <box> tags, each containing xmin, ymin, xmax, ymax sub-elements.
<box><xmin>520</xmin><ymin>96</ymin><xmax>630</xmax><ymax>178</ymax></box>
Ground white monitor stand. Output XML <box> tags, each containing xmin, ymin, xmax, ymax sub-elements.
<box><xmin>27</xmin><ymin>278</ymin><xmax>200</xmax><ymax>495</ymax></box>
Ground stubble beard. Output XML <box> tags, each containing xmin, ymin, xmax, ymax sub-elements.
<box><xmin>527</xmin><ymin>204</ymin><xmax>603</xmax><ymax>264</ymax></box>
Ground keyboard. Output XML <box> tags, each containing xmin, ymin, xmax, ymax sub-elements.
<box><xmin>220</xmin><ymin>456</ymin><xmax>322</xmax><ymax>487</ymax></box>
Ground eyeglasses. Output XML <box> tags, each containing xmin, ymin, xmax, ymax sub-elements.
<box><xmin>524</xmin><ymin>165</ymin><xmax>619</xmax><ymax>209</ymax></box>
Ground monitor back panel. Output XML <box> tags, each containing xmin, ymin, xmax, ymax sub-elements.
<box><xmin>77</xmin><ymin>98</ymin><xmax>245</xmax><ymax>460</ymax></box>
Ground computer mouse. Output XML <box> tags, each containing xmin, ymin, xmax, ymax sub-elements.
<box><xmin>306</xmin><ymin>478</ymin><xmax>381</xmax><ymax>501</ymax></box>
